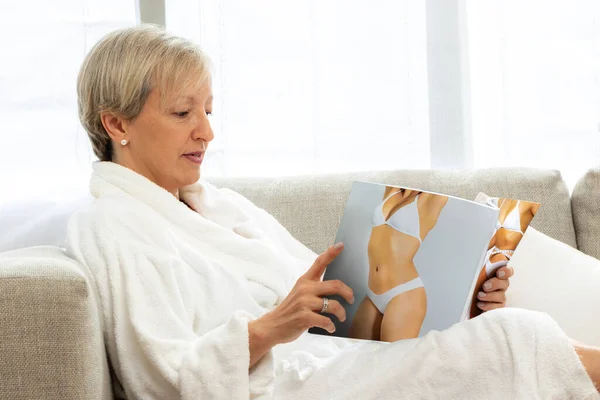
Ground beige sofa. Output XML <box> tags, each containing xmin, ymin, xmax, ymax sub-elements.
<box><xmin>1</xmin><ymin>167</ymin><xmax>599</xmax><ymax>399</ymax></box>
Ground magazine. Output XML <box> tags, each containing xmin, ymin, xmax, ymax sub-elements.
<box><xmin>308</xmin><ymin>181</ymin><xmax>540</xmax><ymax>342</ymax></box>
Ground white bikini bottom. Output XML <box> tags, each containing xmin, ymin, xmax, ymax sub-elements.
<box><xmin>484</xmin><ymin>246</ymin><xmax>514</xmax><ymax>277</ymax></box>
<box><xmin>366</xmin><ymin>277</ymin><xmax>424</xmax><ymax>314</ymax></box>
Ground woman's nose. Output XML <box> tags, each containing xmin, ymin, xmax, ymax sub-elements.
<box><xmin>192</xmin><ymin>114</ymin><xmax>214</xmax><ymax>142</ymax></box>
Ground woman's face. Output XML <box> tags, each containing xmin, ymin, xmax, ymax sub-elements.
<box><xmin>114</xmin><ymin>78</ymin><xmax>214</xmax><ymax>196</ymax></box>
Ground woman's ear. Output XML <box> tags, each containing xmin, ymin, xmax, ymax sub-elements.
<box><xmin>100</xmin><ymin>112</ymin><xmax>128</xmax><ymax>143</ymax></box>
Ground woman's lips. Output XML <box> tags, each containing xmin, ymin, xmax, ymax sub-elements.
<box><xmin>183</xmin><ymin>152</ymin><xmax>204</xmax><ymax>165</ymax></box>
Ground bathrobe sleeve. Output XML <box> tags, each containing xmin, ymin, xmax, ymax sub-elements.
<box><xmin>67</xmin><ymin>208</ymin><xmax>276</xmax><ymax>400</ymax></box>
<box><xmin>220</xmin><ymin>188</ymin><xmax>319</xmax><ymax>264</ymax></box>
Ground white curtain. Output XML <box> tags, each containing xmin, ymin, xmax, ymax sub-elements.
<box><xmin>0</xmin><ymin>1</ymin><xmax>137</xmax><ymax>202</ymax></box>
<box><xmin>2</xmin><ymin>1</ymin><xmax>599</xmax><ymax>201</ymax></box>
<box><xmin>167</xmin><ymin>0</ymin><xmax>600</xmax><ymax>188</ymax></box>
<box><xmin>166</xmin><ymin>0</ymin><xmax>431</xmax><ymax>178</ymax></box>
<box><xmin>466</xmin><ymin>0</ymin><xmax>600</xmax><ymax>189</ymax></box>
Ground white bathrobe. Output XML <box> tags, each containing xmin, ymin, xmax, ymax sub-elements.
<box><xmin>66</xmin><ymin>162</ymin><xmax>598</xmax><ymax>400</ymax></box>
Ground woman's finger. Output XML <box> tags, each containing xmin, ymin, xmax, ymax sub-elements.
<box><xmin>482</xmin><ymin>277</ymin><xmax>510</xmax><ymax>292</ymax></box>
<box><xmin>311</xmin><ymin>297</ymin><xmax>347</xmax><ymax>322</ymax></box>
<box><xmin>476</xmin><ymin>290</ymin><xmax>506</xmax><ymax>304</ymax></box>
<box><xmin>496</xmin><ymin>266</ymin><xmax>514</xmax><ymax>280</ymax></box>
<box><xmin>307</xmin><ymin>312</ymin><xmax>336</xmax><ymax>333</ymax></box>
<box><xmin>477</xmin><ymin>300</ymin><xmax>505</xmax><ymax>312</ymax></box>
<box><xmin>303</xmin><ymin>243</ymin><xmax>344</xmax><ymax>280</ymax></box>
<box><xmin>316</xmin><ymin>279</ymin><xmax>354</xmax><ymax>304</ymax></box>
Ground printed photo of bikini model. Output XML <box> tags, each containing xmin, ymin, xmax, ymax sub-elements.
<box><xmin>469</xmin><ymin>197</ymin><xmax>540</xmax><ymax>319</ymax></box>
<box><xmin>349</xmin><ymin>186</ymin><xmax>448</xmax><ymax>342</ymax></box>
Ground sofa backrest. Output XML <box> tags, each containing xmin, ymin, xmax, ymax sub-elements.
<box><xmin>0</xmin><ymin>167</ymin><xmax>578</xmax><ymax>257</ymax></box>
<box><xmin>0</xmin><ymin>246</ymin><xmax>113</xmax><ymax>400</ymax></box>
<box><xmin>572</xmin><ymin>168</ymin><xmax>600</xmax><ymax>259</ymax></box>
<box><xmin>209</xmin><ymin>167</ymin><xmax>576</xmax><ymax>254</ymax></box>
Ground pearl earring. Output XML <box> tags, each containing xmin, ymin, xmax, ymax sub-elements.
<box><xmin>120</xmin><ymin>139</ymin><xmax>128</xmax><ymax>146</ymax></box>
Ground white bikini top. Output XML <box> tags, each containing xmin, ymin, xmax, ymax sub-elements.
<box><xmin>496</xmin><ymin>199</ymin><xmax>523</xmax><ymax>234</ymax></box>
<box><xmin>372</xmin><ymin>191</ymin><xmax>422</xmax><ymax>242</ymax></box>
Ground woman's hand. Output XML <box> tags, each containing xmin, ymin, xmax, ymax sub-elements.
<box><xmin>248</xmin><ymin>243</ymin><xmax>354</xmax><ymax>367</ymax></box>
<box><xmin>476</xmin><ymin>266</ymin><xmax>514</xmax><ymax>312</ymax></box>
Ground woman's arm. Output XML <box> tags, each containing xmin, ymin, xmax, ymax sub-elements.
<box><xmin>67</xmin><ymin>210</ymin><xmax>277</xmax><ymax>399</ymax></box>
<box><xmin>418</xmin><ymin>194</ymin><xmax>449</xmax><ymax>240</ymax></box>
<box><xmin>248</xmin><ymin>319</ymin><xmax>276</xmax><ymax>368</ymax></box>
<box><xmin>383</xmin><ymin>185</ymin><xmax>398</xmax><ymax>199</ymax></box>
<box><xmin>520</xmin><ymin>202</ymin><xmax>541</xmax><ymax>232</ymax></box>
<box><xmin>247</xmin><ymin>244</ymin><xmax>354</xmax><ymax>368</ymax></box>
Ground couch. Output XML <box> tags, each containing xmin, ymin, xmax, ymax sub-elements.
<box><xmin>1</xmin><ymin>167</ymin><xmax>599</xmax><ymax>399</ymax></box>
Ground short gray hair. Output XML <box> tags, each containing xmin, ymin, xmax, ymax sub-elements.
<box><xmin>77</xmin><ymin>24</ymin><xmax>211</xmax><ymax>161</ymax></box>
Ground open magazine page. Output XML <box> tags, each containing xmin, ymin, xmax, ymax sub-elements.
<box><xmin>467</xmin><ymin>193</ymin><xmax>541</xmax><ymax>319</ymax></box>
<box><xmin>309</xmin><ymin>181</ymin><xmax>498</xmax><ymax>342</ymax></box>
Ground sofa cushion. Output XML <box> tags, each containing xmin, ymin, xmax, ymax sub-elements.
<box><xmin>507</xmin><ymin>227</ymin><xmax>600</xmax><ymax>347</ymax></box>
<box><xmin>209</xmin><ymin>168</ymin><xmax>576</xmax><ymax>254</ymax></box>
<box><xmin>0</xmin><ymin>246</ymin><xmax>112</xmax><ymax>400</ymax></box>
<box><xmin>572</xmin><ymin>168</ymin><xmax>600</xmax><ymax>260</ymax></box>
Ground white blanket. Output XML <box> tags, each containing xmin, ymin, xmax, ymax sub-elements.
<box><xmin>66</xmin><ymin>162</ymin><xmax>598</xmax><ymax>399</ymax></box>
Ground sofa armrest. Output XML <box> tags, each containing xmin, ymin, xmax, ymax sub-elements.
<box><xmin>0</xmin><ymin>246</ymin><xmax>113</xmax><ymax>400</ymax></box>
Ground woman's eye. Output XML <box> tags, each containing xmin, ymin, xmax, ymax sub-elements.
<box><xmin>175</xmin><ymin>111</ymin><xmax>189</xmax><ymax>117</ymax></box>
<box><xmin>206</xmin><ymin>110</ymin><xmax>213</xmax><ymax>116</ymax></box>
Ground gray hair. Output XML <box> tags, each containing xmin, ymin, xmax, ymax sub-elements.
<box><xmin>77</xmin><ymin>24</ymin><xmax>211</xmax><ymax>161</ymax></box>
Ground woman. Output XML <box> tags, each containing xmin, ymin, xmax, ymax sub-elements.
<box><xmin>349</xmin><ymin>187</ymin><xmax>448</xmax><ymax>341</ymax></box>
<box><xmin>469</xmin><ymin>197</ymin><xmax>540</xmax><ymax>319</ymax></box>
<box><xmin>66</xmin><ymin>25</ymin><xmax>600</xmax><ymax>399</ymax></box>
